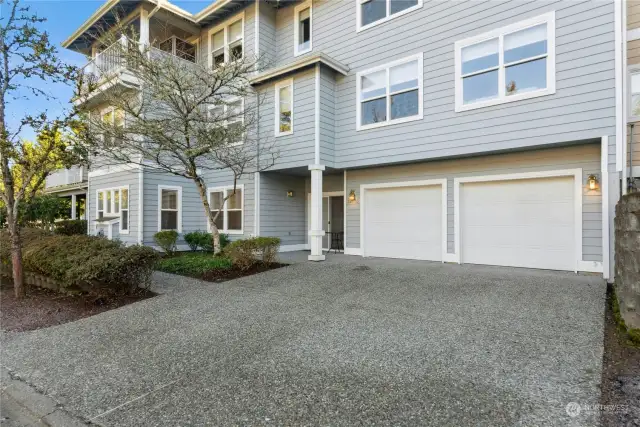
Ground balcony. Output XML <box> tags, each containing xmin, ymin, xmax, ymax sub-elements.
<box><xmin>45</xmin><ymin>166</ymin><xmax>87</xmax><ymax>191</ymax></box>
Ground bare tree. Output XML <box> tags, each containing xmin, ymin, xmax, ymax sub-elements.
<box><xmin>0</xmin><ymin>0</ymin><xmax>80</xmax><ymax>298</ymax></box>
<box><xmin>75</xmin><ymin>22</ymin><xmax>276</xmax><ymax>253</ymax></box>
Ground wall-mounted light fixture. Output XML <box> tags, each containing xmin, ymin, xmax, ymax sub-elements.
<box><xmin>587</xmin><ymin>174</ymin><xmax>599</xmax><ymax>190</ymax></box>
<box><xmin>348</xmin><ymin>190</ymin><xmax>357</xmax><ymax>203</ymax></box>
<box><xmin>287</xmin><ymin>190</ymin><xmax>294</xmax><ymax>197</ymax></box>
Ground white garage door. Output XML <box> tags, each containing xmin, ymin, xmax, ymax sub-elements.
<box><xmin>460</xmin><ymin>176</ymin><xmax>575</xmax><ymax>271</ymax></box>
<box><xmin>363</xmin><ymin>185</ymin><xmax>442</xmax><ymax>261</ymax></box>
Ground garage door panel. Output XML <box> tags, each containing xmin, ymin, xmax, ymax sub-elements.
<box><xmin>364</xmin><ymin>185</ymin><xmax>442</xmax><ymax>261</ymax></box>
<box><xmin>461</xmin><ymin>177</ymin><xmax>575</xmax><ymax>271</ymax></box>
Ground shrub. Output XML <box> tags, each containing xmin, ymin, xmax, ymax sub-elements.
<box><xmin>226</xmin><ymin>237</ymin><xmax>281</xmax><ymax>270</ymax></box>
<box><xmin>0</xmin><ymin>231</ymin><xmax>159</xmax><ymax>294</ymax></box>
<box><xmin>54</xmin><ymin>220</ymin><xmax>88</xmax><ymax>236</ymax></box>
<box><xmin>154</xmin><ymin>230</ymin><xmax>178</xmax><ymax>254</ymax></box>
<box><xmin>155</xmin><ymin>252</ymin><xmax>232</xmax><ymax>276</ymax></box>
<box><xmin>184</xmin><ymin>231</ymin><xmax>210</xmax><ymax>251</ymax></box>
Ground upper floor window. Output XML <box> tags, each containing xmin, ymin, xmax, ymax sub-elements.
<box><xmin>454</xmin><ymin>12</ymin><xmax>555</xmax><ymax>112</ymax></box>
<box><xmin>97</xmin><ymin>186</ymin><xmax>129</xmax><ymax>233</ymax></box>
<box><xmin>208</xmin><ymin>14</ymin><xmax>244</xmax><ymax>69</ymax></box>
<box><xmin>100</xmin><ymin>107</ymin><xmax>125</xmax><ymax>144</ymax></box>
<box><xmin>629</xmin><ymin>67</ymin><xmax>640</xmax><ymax>121</ymax></box>
<box><xmin>294</xmin><ymin>1</ymin><xmax>312</xmax><ymax>56</ymax></box>
<box><xmin>158</xmin><ymin>186</ymin><xmax>182</xmax><ymax>232</ymax></box>
<box><xmin>208</xmin><ymin>98</ymin><xmax>245</xmax><ymax>146</ymax></box>
<box><xmin>208</xmin><ymin>185</ymin><xmax>244</xmax><ymax>234</ymax></box>
<box><xmin>356</xmin><ymin>53</ymin><xmax>423</xmax><ymax>131</ymax></box>
<box><xmin>275</xmin><ymin>79</ymin><xmax>293</xmax><ymax>136</ymax></box>
<box><xmin>357</xmin><ymin>0</ymin><xmax>422</xmax><ymax>32</ymax></box>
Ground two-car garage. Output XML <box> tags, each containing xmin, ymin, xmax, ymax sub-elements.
<box><xmin>360</xmin><ymin>172</ymin><xmax>581</xmax><ymax>272</ymax></box>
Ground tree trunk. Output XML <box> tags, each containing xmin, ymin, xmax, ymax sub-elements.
<box><xmin>7</xmin><ymin>215</ymin><xmax>25</xmax><ymax>299</ymax></box>
<box><xmin>193</xmin><ymin>177</ymin><xmax>222</xmax><ymax>255</ymax></box>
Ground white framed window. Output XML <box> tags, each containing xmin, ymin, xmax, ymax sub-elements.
<box><xmin>356</xmin><ymin>0</ymin><xmax>422</xmax><ymax>32</ymax></box>
<box><xmin>158</xmin><ymin>185</ymin><xmax>182</xmax><ymax>232</ymax></box>
<box><xmin>207</xmin><ymin>185</ymin><xmax>244</xmax><ymax>234</ymax></box>
<box><xmin>629</xmin><ymin>66</ymin><xmax>640</xmax><ymax>121</ymax></box>
<box><xmin>454</xmin><ymin>12</ymin><xmax>556</xmax><ymax>112</ymax></box>
<box><xmin>294</xmin><ymin>0</ymin><xmax>312</xmax><ymax>56</ymax></box>
<box><xmin>356</xmin><ymin>53</ymin><xmax>423</xmax><ymax>131</ymax></box>
<box><xmin>208</xmin><ymin>12</ymin><xmax>244</xmax><ymax>69</ymax></box>
<box><xmin>275</xmin><ymin>78</ymin><xmax>293</xmax><ymax>136</ymax></box>
<box><xmin>208</xmin><ymin>97</ymin><xmax>245</xmax><ymax>146</ymax></box>
<box><xmin>96</xmin><ymin>186</ymin><xmax>130</xmax><ymax>234</ymax></box>
<box><xmin>100</xmin><ymin>106</ymin><xmax>125</xmax><ymax>144</ymax></box>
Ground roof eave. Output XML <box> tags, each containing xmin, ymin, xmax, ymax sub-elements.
<box><xmin>250</xmin><ymin>54</ymin><xmax>350</xmax><ymax>85</ymax></box>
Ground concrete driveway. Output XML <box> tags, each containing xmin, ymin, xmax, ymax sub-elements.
<box><xmin>1</xmin><ymin>254</ymin><xmax>606</xmax><ymax>426</ymax></box>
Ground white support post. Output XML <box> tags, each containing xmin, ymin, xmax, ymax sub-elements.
<box><xmin>139</xmin><ymin>9</ymin><xmax>149</xmax><ymax>50</ymax></box>
<box><xmin>308</xmin><ymin>164</ymin><xmax>325</xmax><ymax>261</ymax></box>
<box><xmin>71</xmin><ymin>194</ymin><xmax>77</xmax><ymax>220</ymax></box>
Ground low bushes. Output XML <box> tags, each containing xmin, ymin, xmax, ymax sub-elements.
<box><xmin>154</xmin><ymin>230</ymin><xmax>178</xmax><ymax>254</ymax></box>
<box><xmin>0</xmin><ymin>230</ymin><xmax>159</xmax><ymax>294</ymax></box>
<box><xmin>54</xmin><ymin>219</ymin><xmax>88</xmax><ymax>236</ymax></box>
<box><xmin>155</xmin><ymin>252</ymin><xmax>232</xmax><ymax>276</ymax></box>
<box><xmin>226</xmin><ymin>237</ymin><xmax>281</xmax><ymax>270</ymax></box>
<box><xmin>184</xmin><ymin>231</ymin><xmax>230</xmax><ymax>252</ymax></box>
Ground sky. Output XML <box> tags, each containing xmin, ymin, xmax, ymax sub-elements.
<box><xmin>2</xmin><ymin>0</ymin><xmax>211</xmax><ymax>141</ymax></box>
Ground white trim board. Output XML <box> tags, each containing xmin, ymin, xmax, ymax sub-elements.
<box><xmin>453</xmin><ymin>169</ymin><xmax>584</xmax><ymax>272</ymax></box>
<box><xmin>88</xmin><ymin>164</ymin><xmax>140</xmax><ymax>178</ymax></box>
<box><xmin>359</xmin><ymin>179</ymin><xmax>448</xmax><ymax>262</ymax></box>
<box><xmin>601</xmin><ymin>136</ymin><xmax>610</xmax><ymax>280</ymax></box>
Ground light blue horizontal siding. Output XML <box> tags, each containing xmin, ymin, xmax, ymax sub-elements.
<box><xmin>260</xmin><ymin>172</ymin><xmax>306</xmax><ymax>246</ymax></box>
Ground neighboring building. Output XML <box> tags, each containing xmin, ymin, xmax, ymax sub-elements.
<box><xmin>63</xmin><ymin>0</ymin><xmax>631</xmax><ymax>281</ymax></box>
<box><xmin>627</xmin><ymin>0</ymin><xmax>640</xmax><ymax>190</ymax></box>
<box><xmin>43</xmin><ymin>165</ymin><xmax>88</xmax><ymax>220</ymax></box>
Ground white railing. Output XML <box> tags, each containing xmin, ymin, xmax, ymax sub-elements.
<box><xmin>81</xmin><ymin>37</ymin><xmax>131</xmax><ymax>83</ymax></box>
<box><xmin>45</xmin><ymin>166</ymin><xmax>86</xmax><ymax>188</ymax></box>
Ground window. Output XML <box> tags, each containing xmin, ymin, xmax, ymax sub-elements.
<box><xmin>357</xmin><ymin>0</ymin><xmax>422</xmax><ymax>31</ymax></box>
<box><xmin>158</xmin><ymin>186</ymin><xmax>182</xmax><ymax>232</ymax></box>
<box><xmin>356</xmin><ymin>53</ymin><xmax>423</xmax><ymax>130</ymax></box>
<box><xmin>294</xmin><ymin>1</ymin><xmax>312</xmax><ymax>56</ymax></box>
<box><xmin>455</xmin><ymin>12</ymin><xmax>555</xmax><ymax>112</ymax></box>
<box><xmin>208</xmin><ymin>14</ymin><xmax>244</xmax><ymax>69</ymax></box>
<box><xmin>275</xmin><ymin>79</ymin><xmax>293</xmax><ymax>136</ymax></box>
<box><xmin>96</xmin><ymin>186</ymin><xmax>130</xmax><ymax>233</ymax></box>
<box><xmin>100</xmin><ymin>107</ymin><xmax>125</xmax><ymax>145</ymax></box>
<box><xmin>208</xmin><ymin>185</ymin><xmax>244</xmax><ymax>234</ymax></box>
<box><xmin>208</xmin><ymin>98</ymin><xmax>245</xmax><ymax>146</ymax></box>
<box><xmin>629</xmin><ymin>67</ymin><xmax>640</xmax><ymax>121</ymax></box>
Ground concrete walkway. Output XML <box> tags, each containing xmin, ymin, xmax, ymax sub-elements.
<box><xmin>1</xmin><ymin>255</ymin><xmax>606</xmax><ymax>426</ymax></box>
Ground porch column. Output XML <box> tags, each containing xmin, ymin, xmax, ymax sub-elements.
<box><xmin>308</xmin><ymin>164</ymin><xmax>325</xmax><ymax>261</ymax></box>
<box><xmin>139</xmin><ymin>9</ymin><xmax>149</xmax><ymax>49</ymax></box>
<box><xmin>71</xmin><ymin>194</ymin><xmax>77</xmax><ymax>220</ymax></box>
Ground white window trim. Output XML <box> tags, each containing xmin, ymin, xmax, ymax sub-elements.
<box><xmin>355</xmin><ymin>53</ymin><xmax>424</xmax><ymax>131</ymax></box>
<box><xmin>454</xmin><ymin>12</ymin><xmax>556</xmax><ymax>112</ymax></box>
<box><xmin>356</xmin><ymin>0</ymin><xmax>423</xmax><ymax>32</ymax></box>
<box><xmin>294</xmin><ymin>0</ymin><xmax>313</xmax><ymax>57</ymax></box>
<box><xmin>157</xmin><ymin>185</ymin><xmax>182</xmax><ymax>233</ymax></box>
<box><xmin>275</xmin><ymin>78</ymin><xmax>294</xmax><ymax>137</ymax></box>
<box><xmin>95</xmin><ymin>185</ymin><xmax>130</xmax><ymax>234</ymax></box>
<box><xmin>628</xmin><ymin>64</ymin><xmax>640</xmax><ymax>122</ymax></box>
<box><xmin>207</xmin><ymin>11</ymin><xmax>245</xmax><ymax>69</ymax></box>
<box><xmin>207</xmin><ymin>184</ymin><xmax>245</xmax><ymax>235</ymax></box>
<box><xmin>207</xmin><ymin>96</ymin><xmax>245</xmax><ymax>146</ymax></box>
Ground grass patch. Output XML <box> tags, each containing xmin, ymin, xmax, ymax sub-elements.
<box><xmin>610</xmin><ymin>284</ymin><xmax>640</xmax><ymax>347</ymax></box>
<box><xmin>155</xmin><ymin>252</ymin><xmax>233</xmax><ymax>276</ymax></box>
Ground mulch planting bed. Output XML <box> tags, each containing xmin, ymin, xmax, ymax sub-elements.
<box><xmin>600</xmin><ymin>284</ymin><xmax>640</xmax><ymax>426</ymax></box>
<box><xmin>199</xmin><ymin>263</ymin><xmax>288</xmax><ymax>282</ymax></box>
<box><xmin>0</xmin><ymin>279</ymin><xmax>155</xmax><ymax>332</ymax></box>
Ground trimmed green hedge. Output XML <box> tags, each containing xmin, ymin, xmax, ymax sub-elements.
<box><xmin>0</xmin><ymin>230</ymin><xmax>159</xmax><ymax>294</ymax></box>
<box><xmin>54</xmin><ymin>220</ymin><xmax>88</xmax><ymax>236</ymax></box>
<box><xmin>184</xmin><ymin>231</ymin><xmax>230</xmax><ymax>252</ymax></box>
<box><xmin>226</xmin><ymin>237</ymin><xmax>281</xmax><ymax>270</ymax></box>
<box><xmin>154</xmin><ymin>230</ymin><xmax>178</xmax><ymax>254</ymax></box>
<box><xmin>155</xmin><ymin>252</ymin><xmax>232</xmax><ymax>276</ymax></box>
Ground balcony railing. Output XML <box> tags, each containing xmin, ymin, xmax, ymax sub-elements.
<box><xmin>45</xmin><ymin>166</ymin><xmax>86</xmax><ymax>188</ymax></box>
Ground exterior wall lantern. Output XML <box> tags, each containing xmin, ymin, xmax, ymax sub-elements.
<box><xmin>287</xmin><ymin>190</ymin><xmax>294</xmax><ymax>197</ymax></box>
<box><xmin>587</xmin><ymin>174</ymin><xmax>599</xmax><ymax>190</ymax></box>
<box><xmin>348</xmin><ymin>190</ymin><xmax>357</xmax><ymax>203</ymax></box>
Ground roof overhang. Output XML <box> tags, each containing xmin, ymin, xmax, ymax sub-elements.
<box><xmin>250</xmin><ymin>53</ymin><xmax>350</xmax><ymax>85</ymax></box>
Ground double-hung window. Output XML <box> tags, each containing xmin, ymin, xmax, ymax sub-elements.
<box><xmin>96</xmin><ymin>186</ymin><xmax>129</xmax><ymax>233</ymax></box>
<box><xmin>208</xmin><ymin>185</ymin><xmax>243</xmax><ymax>234</ymax></box>
<box><xmin>455</xmin><ymin>12</ymin><xmax>555</xmax><ymax>112</ymax></box>
<box><xmin>158</xmin><ymin>186</ymin><xmax>182</xmax><ymax>232</ymax></box>
<box><xmin>208</xmin><ymin>14</ymin><xmax>244</xmax><ymax>69</ymax></box>
<box><xmin>356</xmin><ymin>53</ymin><xmax>423</xmax><ymax>130</ymax></box>
<box><xmin>208</xmin><ymin>98</ymin><xmax>245</xmax><ymax>146</ymax></box>
<box><xmin>275</xmin><ymin>79</ymin><xmax>293</xmax><ymax>136</ymax></box>
<box><xmin>294</xmin><ymin>1</ymin><xmax>312</xmax><ymax>56</ymax></box>
<box><xmin>357</xmin><ymin>0</ymin><xmax>422</xmax><ymax>31</ymax></box>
